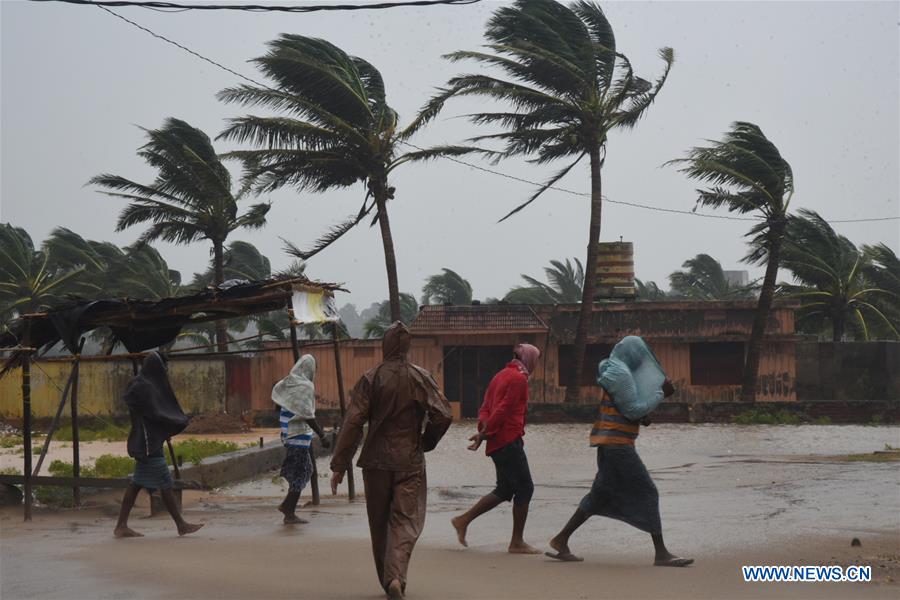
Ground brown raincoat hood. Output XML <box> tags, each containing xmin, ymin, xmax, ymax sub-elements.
<box><xmin>382</xmin><ymin>321</ymin><xmax>411</xmax><ymax>360</ymax></box>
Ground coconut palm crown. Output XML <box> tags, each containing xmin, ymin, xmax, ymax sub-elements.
<box><xmin>217</xmin><ymin>35</ymin><xmax>474</xmax><ymax>322</ymax></box>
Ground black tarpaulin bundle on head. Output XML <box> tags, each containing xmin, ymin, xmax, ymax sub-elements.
<box><xmin>124</xmin><ymin>351</ymin><xmax>189</xmax><ymax>458</ymax></box>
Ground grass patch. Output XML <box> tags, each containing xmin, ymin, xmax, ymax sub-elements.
<box><xmin>168</xmin><ymin>439</ymin><xmax>239</xmax><ymax>466</ymax></box>
<box><xmin>0</xmin><ymin>435</ymin><xmax>21</xmax><ymax>449</ymax></box>
<box><xmin>732</xmin><ymin>409</ymin><xmax>804</xmax><ymax>425</ymax></box>
<box><xmin>33</xmin><ymin>454</ymin><xmax>136</xmax><ymax>507</ymax></box>
<box><xmin>52</xmin><ymin>422</ymin><xmax>128</xmax><ymax>443</ymax></box>
<box><xmin>0</xmin><ymin>466</ymin><xmax>20</xmax><ymax>476</ymax></box>
<box><xmin>46</xmin><ymin>454</ymin><xmax>134</xmax><ymax>479</ymax></box>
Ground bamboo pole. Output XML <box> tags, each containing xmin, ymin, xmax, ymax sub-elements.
<box><xmin>331</xmin><ymin>323</ymin><xmax>355</xmax><ymax>501</ymax></box>
<box><xmin>33</xmin><ymin>364</ymin><xmax>77</xmax><ymax>477</ymax></box>
<box><xmin>70</xmin><ymin>338</ymin><xmax>85</xmax><ymax>506</ymax></box>
<box><xmin>22</xmin><ymin>323</ymin><xmax>33</xmax><ymax>521</ymax></box>
<box><xmin>288</xmin><ymin>306</ymin><xmax>320</xmax><ymax>505</ymax></box>
<box><xmin>22</xmin><ymin>355</ymin><xmax>33</xmax><ymax>520</ymax></box>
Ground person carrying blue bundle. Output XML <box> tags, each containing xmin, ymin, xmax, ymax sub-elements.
<box><xmin>546</xmin><ymin>336</ymin><xmax>693</xmax><ymax>567</ymax></box>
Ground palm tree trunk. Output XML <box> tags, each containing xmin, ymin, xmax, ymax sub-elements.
<box><xmin>741</xmin><ymin>223</ymin><xmax>785</xmax><ymax>402</ymax></box>
<box><xmin>565</xmin><ymin>145</ymin><xmax>603</xmax><ymax>404</ymax></box>
<box><xmin>212</xmin><ymin>240</ymin><xmax>228</xmax><ymax>355</ymax></box>
<box><xmin>832</xmin><ymin>316</ymin><xmax>844</xmax><ymax>342</ymax></box>
<box><xmin>375</xmin><ymin>193</ymin><xmax>402</xmax><ymax>322</ymax></box>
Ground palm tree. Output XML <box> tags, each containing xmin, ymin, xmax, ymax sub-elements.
<box><xmin>634</xmin><ymin>278</ymin><xmax>668</xmax><ymax>301</ymax></box>
<box><xmin>669</xmin><ymin>254</ymin><xmax>755</xmax><ymax>300</ymax></box>
<box><xmin>780</xmin><ymin>210</ymin><xmax>898</xmax><ymax>341</ymax></box>
<box><xmin>43</xmin><ymin>228</ymin><xmax>184</xmax><ymax>353</ymax></box>
<box><xmin>43</xmin><ymin>228</ymin><xmax>182</xmax><ymax>301</ymax></box>
<box><xmin>363</xmin><ymin>293</ymin><xmax>419</xmax><ymax>338</ymax></box>
<box><xmin>217</xmin><ymin>35</ymin><xmax>473</xmax><ymax>323</ymax></box>
<box><xmin>862</xmin><ymin>243</ymin><xmax>900</xmax><ymax>340</ymax></box>
<box><xmin>505</xmin><ymin>258</ymin><xmax>584</xmax><ymax>304</ymax></box>
<box><xmin>0</xmin><ymin>224</ymin><xmax>89</xmax><ymax>323</ymax></box>
<box><xmin>417</xmin><ymin>0</ymin><xmax>674</xmax><ymax>402</ymax></box>
<box><xmin>116</xmin><ymin>243</ymin><xmax>183</xmax><ymax>300</ymax></box>
<box><xmin>668</xmin><ymin>122</ymin><xmax>793</xmax><ymax>402</ymax></box>
<box><xmin>90</xmin><ymin>118</ymin><xmax>270</xmax><ymax>352</ymax></box>
<box><xmin>421</xmin><ymin>268</ymin><xmax>474</xmax><ymax>305</ymax></box>
<box><xmin>190</xmin><ymin>240</ymin><xmax>272</xmax><ymax>290</ymax></box>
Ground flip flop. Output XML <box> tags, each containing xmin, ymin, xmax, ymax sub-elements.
<box><xmin>654</xmin><ymin>557</ymin><xmax>694</xmax><ymax>567</ymax></box>
<box><xmin>545</xmin><ymin>551</ymin><xmax>584</xmax><ymax>562</ymax></box>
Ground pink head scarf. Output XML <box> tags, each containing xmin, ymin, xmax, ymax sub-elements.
<box><xmin>513</xmin><ymin>343</ymin><xmax>541</xmax><ymax>376</ymax></box>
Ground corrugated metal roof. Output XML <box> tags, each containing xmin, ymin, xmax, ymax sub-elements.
<box><xmin>410</xmin><ymin>305</ymin><xmax>547</xmax><ymax>333</ymax></box>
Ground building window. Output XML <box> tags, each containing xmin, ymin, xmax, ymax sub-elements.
<box><xmin>690</xmin><ymin>342</ymin><xmax>744</xmax><ymax>385</ymax></box>
<box><xmin>558</xmin><ymin>344</ymin><xmax>613</xmax><ymax>387</ymax></box>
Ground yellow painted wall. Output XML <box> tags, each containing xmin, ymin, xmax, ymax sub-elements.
<box><xmin>0</xmin><ymin>359</ymin><xmax>226</xmax><ymax>418</ymax></box>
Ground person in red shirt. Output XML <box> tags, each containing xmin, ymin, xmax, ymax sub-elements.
<box><xmin>451</xmin><ymin>343</ymin><xmax>541</xmax><ymax>555</ymax></box>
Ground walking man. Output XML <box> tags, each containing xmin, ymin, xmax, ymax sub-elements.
<box><xmin>330</xmin><ymin>322</ymin><xmax>453</xmax><ymax>600</ymax></box>
<box><xmin>546</xmin><ymin>336</ymin><xmax>693</xmax><ymax>567</ymax></box>
<box><xmin>451</xmin><ymin>343</ymin><xmax>541</xmax><ymax>555</ymax></box>
<box><xmin>114</xmin><ymin>351</ymin><xmax>203</xmax><ymax>538</ymax></box>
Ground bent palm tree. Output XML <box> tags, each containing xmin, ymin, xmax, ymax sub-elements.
<box><xmin>218</xmin><ymin>35</ymin><xmax>472</xmax><ymax>322</ymax></box>
<box><xmin>363</xmin><ymin>293</ymin><xmax>419</xmax><ymax>338</ymax></box>
<box><xmin>669</xmin><ymin>122</ymin><xmax>793</xmax><ymax>401</ymax></box>
<box><xmin>90</xmin><ymin>118</ymin><xmax>270</xmax><ymax>352</ymax></box>
<box><xmin>634</xmin><ymin>278</ymin><xmax>667</xmax><ymax>301</ymax></box>
<box><xmin>0</xmin><ymin>225</ymin><xmax>89</xmax><ymax>323</ymax></box>
<box><xmin>780</xmin><ymin>209</ymin><xmax>898</xmax><ymax>341</ymax></box>
<box><xmin>504</xmin><ymin>258</ymin><xmax>583</xmax><ymax>304</ymax></box>
<box><xmin>421</xmin><ymin>268</ymin><xmax>473</xmax><ymax>305</ymax></box>
<box><xmin>862</xmin><ymin>243</ymin><xmax>900</xmax><ymax>340</ymax></box>
<box><xmin>416</xmin><ymin>0</ymin><xmax>674</xmax><ymax>401</ymax></box>
<box><xmin>669</xmin><ymin>254</ymin><xmax>755</xmax><ymax>300</ymax></box>
<box><xmin>190</xmin><ymin>240</ymin><xmax>272</xmax><ymax>290</ymax></box>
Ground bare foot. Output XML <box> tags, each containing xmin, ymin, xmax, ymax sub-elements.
<box><xmin>545</xmin><ymin>536</ymin><xmax>583</xmax><ymax>562</ymax></box>
<box><xmin>386</xmin><ymin>579</ymin><xmax>404</xmax><ymax>600</ymax></box>
<box><xmin>654</xmin><ymin>555</ymin><xmax>694</xmax><ymax>567</ymax></box>
<box><xmin>508</xmin><ymin>541</ymin><xmax>542</xmax><ymax>554</ymax></box>
<box><xmin>114</xmin><ymin>526</ymin><xmax>144</xmax><ymax>538</ymax></box>
<box><xmin>283</xmin><ymin>514</ymin><xmax>309</xmax><ymax>525</ymax></box>
<box><xmin>451</xmin><ymin>515</ymin><xmax>468</xmax><ymax>547</ymax></box>
<box><xmin>177</xmin><ymin>522</ymin><xmax>204</xmax><ymax>536</ymax></box>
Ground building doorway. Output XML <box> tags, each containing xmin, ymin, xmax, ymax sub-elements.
<box><xmin>443</xmin><ymin>346</ymin><xmax>512</xmax><ymax>418</ymax></box>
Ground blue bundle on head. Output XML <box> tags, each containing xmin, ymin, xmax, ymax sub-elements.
<box><xmin>597</xmin><ymin>336</ymin><xmax>666</xmax><ymax>421</ymax></box>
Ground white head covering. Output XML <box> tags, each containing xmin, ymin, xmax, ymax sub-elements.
<box><xmin>272</xmin><ymin>354</ymin><xmax>316</xmax><ymax>419</ymax></box>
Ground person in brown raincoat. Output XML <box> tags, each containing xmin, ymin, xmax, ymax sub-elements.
<box><xmin>330</xmin><ymin>321</ymin><xmax>453</xmax><ymax>600</ymax></box>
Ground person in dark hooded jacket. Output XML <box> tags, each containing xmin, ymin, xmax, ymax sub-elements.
<box><xmin>114</xmin><ymin>351</ymin><xmax>203</xmax><ymax>538</ymax></box>
<box><xmin>330</xmin><ymin>322</ymin><xmax>453</xmax><ymax>600</ymax></box>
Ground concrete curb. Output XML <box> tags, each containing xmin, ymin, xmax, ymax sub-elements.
<box><xmin>177</xmin><ymin>436</ymin><xmax>334</xmax><ymax>490</ymax></box>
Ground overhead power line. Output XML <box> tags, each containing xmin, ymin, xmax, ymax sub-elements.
<box><xmin>84</xmin><ymin>5</ymin><xmax>900</xmax><ymax>226</ymax></box>
<box><xmin>32</xmin><ymin>0</ymin><xmax>481</xmax><ymax>12</ymax></box>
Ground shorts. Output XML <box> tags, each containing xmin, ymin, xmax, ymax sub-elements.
<box><xmin>489</xmin><ymin>438</ymin><xmax>534</xmax><ymax>505</ymax></box>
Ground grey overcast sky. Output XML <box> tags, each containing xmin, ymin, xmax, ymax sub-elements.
<box><xmin>2</xmin><ymin>0</ymin><xmax>898</xmax><ymax>309</ymax></box>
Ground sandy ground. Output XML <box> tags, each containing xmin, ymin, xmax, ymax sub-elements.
<box><xmin>2</xmin><ymin>423</ymin><xmax>899</xmax><ymax>600</ymax></box>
